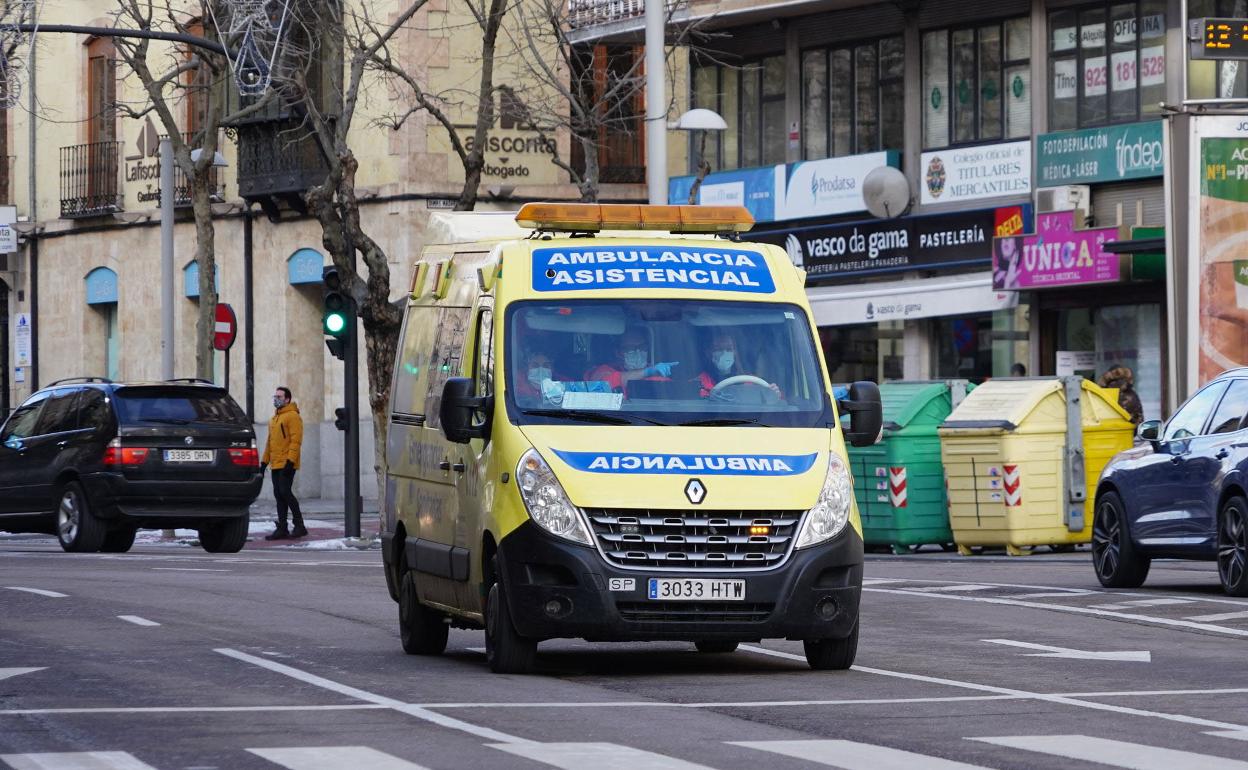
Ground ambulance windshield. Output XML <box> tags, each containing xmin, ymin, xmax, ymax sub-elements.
<box><xmin>506</xmin><ymin>299</ymin><xmax>833</xmax><ymax>428</ymax></box>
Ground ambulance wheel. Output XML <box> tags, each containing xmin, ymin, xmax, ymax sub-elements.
<box><xmin>485</xmin><ymin>558</ymin><xmax>536</xmax><ymax>674</ymax></box>
<box><xmin>694</xmin><ymin>640</ymin><xmax>739</xmax><ymax>654</ymax></box>
<box><xmin>803</xmin><ymin>622</ymin><xmax>858</xmax><ymax>671</ymax></box>
<box><xmin>399</xmin><ymin>571</ymin><xmax>448</xmax><ymax>655</ymax></box>
<box><xmin>1092</xmin><ymin>491</ymin><xmax>1150</xmax><ymax>588</ymax></box>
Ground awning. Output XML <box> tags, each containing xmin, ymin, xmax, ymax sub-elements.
<box><xmin>807</xmin><ymin>272</ymin><xmax>1017</xmax><ymax>327</ymax></box>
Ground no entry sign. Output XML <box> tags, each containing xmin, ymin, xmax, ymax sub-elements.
<box><xmin>213</xmin><ymin>302</ymin><xmax>237</xmax><ymax>351</ymax></box>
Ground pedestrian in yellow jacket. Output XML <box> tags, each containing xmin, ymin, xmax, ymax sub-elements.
<box><xmin>262</xmin><ymin>386</ymin><xmax>306</xmax><ymax>539</ymax></box>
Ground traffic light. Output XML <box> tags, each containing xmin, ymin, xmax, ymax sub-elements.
<box><xmin>334</xmin><ymin>407</ymin><xmax>349</xmax><ymax>431</ymax></box>
<box><xmin>322</xmin><ymin>265</ymin><xmax>352</xmax><ymax>360</ymax></box>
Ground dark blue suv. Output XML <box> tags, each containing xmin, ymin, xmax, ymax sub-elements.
<box><xmin>1093</xmin><ymin>369</ymin><xmax>1248</xmax><ymax>596</ymax></box>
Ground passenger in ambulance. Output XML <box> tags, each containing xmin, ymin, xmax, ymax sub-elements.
<box><xmin>694</xmin><ymin>332</ymin><xmax>782</xmax><ymax>401</ymax></box>
<box><xmin>513</xmin><ymin>348</ymin><xmax>556</xmax><ymax>405</ymax></box>
<box><xmin>586</xmin><ymin>327</ymin><xmax>678</xmax><ymax>394</ymax></box>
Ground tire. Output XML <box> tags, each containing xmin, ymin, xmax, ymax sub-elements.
<box><xmin>1091</xmin><ymin>491</ymin><xmax>1150</xmax><ymax>588</ymax></box>
<box><xmin>198</xmin><ymin>515</ymin><xmax>249</xmax><ymax>553</ymax></box>
<box><xmin>694</xmin><ymin>640</ymin><xmax>739</xmax><ymax>654</ymax></box>
<box><xmin>399</xmin><ymin>571</ymin><xmax>448</xmax><ymax>655</ymax></box>
<box><xmin>804</xmin><ymin>621</ymin><xmax>859</xmax><ymax>671</ymax></box>
<box><xmin>485</xmin><ymin>557</ymin><xmax>537</xmax><ymax>674</ymax></box>
<box><xmin>1218</xmin><ymin>495</ymin><xmax>1248</xmax><ymax>597</ymax></box>
<box><xmin>56</xmin><ymin>481</ymin><xmax>105</xmax><ymax>553</ymax></box>
<box><xmin>100</xmin><ymin>527</ymin><xmax>137</xmax><ymax>553</ymax></box>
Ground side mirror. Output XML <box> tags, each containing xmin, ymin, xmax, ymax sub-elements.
<box><xmin>439</xmin><ymin>377</ymin><xmax>492</xmax><ymax>444</ymax></box>
<box><xmin>1136</xmin><ymin>419</ymin><xmax>1161</xmax><ymax>447</ymax></box>
<box><xmin>2</xmin><ymin>437</ymin><xmax>21</xmax><ymax>451</ymax></box>
<box><xmin>838</xmin><ymin>380</ymin><xmax>883</xmax><ymax>448</ymax></box>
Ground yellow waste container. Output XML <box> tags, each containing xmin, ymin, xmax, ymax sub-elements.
<box><xmin>937</xmin><ymin>377</ymin><xmax>1135</xmax><ymax>556</ymax></box>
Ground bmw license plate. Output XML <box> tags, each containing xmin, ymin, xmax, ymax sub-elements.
<box><xmin>163</xmin><ymin>449</ymin><xmax>215</xmax><ymax>463</ymax></box>
<box><xmin>648</xmin><ymin>578</ymin><xmax>745</xmax><ymax>601</ymax></box>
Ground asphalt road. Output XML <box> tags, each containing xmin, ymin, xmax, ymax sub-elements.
<box><xmin>3</xmin><ymin>542</ymin><xmax>1248</xmax><ymax>770</ymax></box>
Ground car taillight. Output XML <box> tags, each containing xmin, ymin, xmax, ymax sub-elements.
<box><xmin>103</xmin><ymin>439</ymin><xmax>151</xmax><ymax>466</ymax></box>
<box><xmin>229</xmin><ymin>447</ymin><xmax>260</xmax><ymax>467</ymax></box>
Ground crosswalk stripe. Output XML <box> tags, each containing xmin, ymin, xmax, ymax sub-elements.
<box><xmin>1186</xmin><ymin>610</ymin><xmax>1248</xmax><ymax>622</ymax></box>
<box><xmin>4</xmin><ymin>587</ymin><xmax>68</xmax><ymax>598</ymax></box>
<box><xmin>732</xmin><ymin>739</ymin><xmax>992</xmax><ymax>769</ymax></box>
<box><xmin>910</xmin><ymin>585</ymin><xmax>994</xmax><ymax>593</ymax></box>
<box><xmin>970</xmin><ymin>734</ymin><xmax>1248</xmax><ymax>769</ymax></box>
<box><xmin>0</xmin><ymin>752</ymin><xmax>157</xmax><ymax>770</ymax></box>
<box><xmin>1000</xmin><ymin>591</ymin><xmax>1094</xmax><ymax>599</ymax></box>
<box><xmin>1089</xmin><ymin>598</ymin><xmax>1196</xmax><ymax>610</ymax></box>
<box><xmin>248</xmin><ymin>746</ymin><xmax>430</xmax><ymax>770</ymax></box>
<box><xmin>489</xmin><ymin>742</ymin><xmax>715</xmax><ymax>770</ymax></box>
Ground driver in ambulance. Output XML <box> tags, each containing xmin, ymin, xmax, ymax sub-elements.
<box><xmin>694</xmin><ymin>332</ymin><xmax>781</xmax><ymax>399</ymax></box>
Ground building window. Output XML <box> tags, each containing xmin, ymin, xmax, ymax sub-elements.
<box><xmin>800</xmin><ymin>37</ymin><xmax>904</xmax><ymax>161</ymax></box>
<box><xmin>1048</xmin><ymin>1</ymin><xmax>1165</xmax><ymax>130</ymax></box>
<box><xmin>86</xmin><ymin>37</ymin><xmax>117</xmax><ymax>145</ymax></box>
<box><xmin>691</xmin><ymin>55</ymin><xmax>784</xmax><ymax>172</ymax></box>
<box><xmin>570</xmin><ymin>44</ymin><xmax>645</xmax><ymax>185</ymax></box>
<box><xmin>923</xmin><ymin>18</ymin><xmax>1030</xmax><ymax>149</ymax></box>
<box><xmin>1189</xmin><ymin>1</ymin><xmax>1248</xmax><ymax>100</ymax></box>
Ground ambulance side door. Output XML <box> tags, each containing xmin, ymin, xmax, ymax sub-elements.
<box><xmin>452</xmin><ymin>295</ymin><xmax>495</xmax><ymax>614</ymax></box>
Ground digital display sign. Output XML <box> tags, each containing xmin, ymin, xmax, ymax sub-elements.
<box><xmin>1191</xmin><ymin>18</ymin><xmax>1248</xmax><ymax>60</ymax></box>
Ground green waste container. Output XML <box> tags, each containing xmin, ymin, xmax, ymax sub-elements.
<box><xmin>848</xmin><ymin>380</ymin><xmax>972</xmax><ymax>554</ymax></box>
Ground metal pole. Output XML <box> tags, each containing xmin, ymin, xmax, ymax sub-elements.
<box><xmin>243</xmin><ymin>208</ymin><xmax>255</xmax><ymax>422</ymax></box>
<box><xmin>343</xmin><ymin>219</ymin><xmax>361</xmax><ymax>539</ymax></box>
<box><xmin>644</xmin><ymin>0</ymin><xmax>666</xmax><ymax>205</ymax></box>
<box><xmin>159</xmin><ymin>138</ymin><xmax>174</xmax><ymax>380</ymax></box>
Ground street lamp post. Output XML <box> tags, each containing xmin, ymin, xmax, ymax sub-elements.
<box><xmin>159</xmin><ymin>138</ymin><xmax>174</xmax><ymax>380</ymax></box>
<box><xmin>644</xmin><ymin>0</ymin><xmax>666</xmax><ymax>205</ymax></box>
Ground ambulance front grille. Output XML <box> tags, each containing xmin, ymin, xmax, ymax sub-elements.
<box><xmin>585</xmin><ymin>509</ymin><xmax>804</xmax><ymax>571</ymax></box>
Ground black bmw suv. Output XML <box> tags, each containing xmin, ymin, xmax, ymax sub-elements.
<box><xmin>0</xmin><ymin>378</ymin><xmax>263</xmax><ymax>553</ymax></box>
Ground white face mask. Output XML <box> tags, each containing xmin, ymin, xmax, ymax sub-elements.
<box><xmin>712</xmin><ymin>350</ymin><xmax>735</xmax><ymax>374</ymax></box>
<box><xmin>527</xmin><ymin>366</ymin><xmax>551</xmax><ymax>386</ymax></box>
<box><xmin>623</xmin><ymin>349</ymin><xmax>648</xmax><ymax>370</ymax></box>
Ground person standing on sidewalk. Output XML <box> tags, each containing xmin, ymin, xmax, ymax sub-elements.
<box><xmin>262</xmin><ymin>386</ymin><xmax>306</xmax><ymax>540</ymax></box>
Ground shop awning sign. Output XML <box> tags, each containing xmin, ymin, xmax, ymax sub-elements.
<box><xmin>806</xmin><ymin>272</ymin><xmax>1017</xmax><ymax>327</ymax></box>
<box><xmin>992</xmin><ymin>210</ymin><xmax>1123</xmax><ymax>290</ymax></box>
<box><xmin>1037</xmin><ymin>121</ymin><xmax>1164</xmax><ymax>186</ymax></box>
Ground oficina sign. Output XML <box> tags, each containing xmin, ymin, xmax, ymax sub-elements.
<box><xmin>992</xmin><ymin>210</ymin><xmax>1122</xmax><ymax>290</ymax></box>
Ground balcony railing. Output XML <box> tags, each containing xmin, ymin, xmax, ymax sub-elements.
<box><xmin>60</xmin><ymin>141</ymin><xmax>123</xmax><ymax>219</ymax></box>
<box><xmin>235</xmin><ymin>119</ymin><xmax>329</xmax><ymax>205</ymax></box>
<box><xmin>568</xmin><ymin>0</ymin><xmax>647</xmax><ymax>28</ymax></box>
<box><xmin>167</xmin><ymin>132</ymin><xmax>226</xmax><ymax>208</ymax></box>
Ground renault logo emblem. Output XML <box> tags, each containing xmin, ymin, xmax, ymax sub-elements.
<box><xmin>184</xmin><ymin>436</ymin><xmax>194</xmax><ymax>446</ymax></box>
<box><xmin>684</xmin><ymin>478</ymin><xmax>706</xmax><ymax>505</ymax></box>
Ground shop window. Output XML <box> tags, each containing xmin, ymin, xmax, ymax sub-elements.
<box><xmin>923</xmin><ymin>17</ymin><xmax>1029</xmax><ymax>149</ymax></box>
<box><xmin>1056</xmin><ymin>303</ymin><xmax>1163</xmax><ymax>423</ymax></box>
<box><xmin>818</xmin><ymin>322</ymin><xmax>904</xmax><ymax>384</ymax></box>
<box><xmin>1048</xmin><ymin>1</ymin><xmax>1166</xmax><ymax>130</ymax></box>
<box><xmin>933</xmin><ymin>303</ymin><xmax>1031</xmax><ymax>383</ymax></box>
<box><xmin>1189</xmin><ymin>0</ymin><xmax>1248</xmax><ymax>100</ymax></box>
<box><xmin>800</xmin><ymin>37</ymin><xmax>904</xmax><ymax>161</ymax></box>
<box><xmin>690</xmin><ymin>55</ymin><xmax>784</xmax><ymax>172</ymax></box>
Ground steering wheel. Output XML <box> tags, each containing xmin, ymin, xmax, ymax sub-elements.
<box><xmin>710</xmin><ymin>375</ymin><xmax>772</xmax><ymax>393</ymax></box>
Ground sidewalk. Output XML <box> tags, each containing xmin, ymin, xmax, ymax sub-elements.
<box><xmin>243</xmin><ymin>497</ymin><xmax>382</xmax><ymax>550</ymax></box>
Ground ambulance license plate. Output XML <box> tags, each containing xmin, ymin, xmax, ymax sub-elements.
<box><xmin>163</xmin><ymin>449</ymin><xmax>215</xmax><ymax>463</ymax></box>
<box><xmin>647</xmin><ymin>578</ymin><xmax>745</xmax><ymax>601</ymax></box>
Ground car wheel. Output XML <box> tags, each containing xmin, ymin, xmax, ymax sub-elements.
<box><xmin>56</xmin><ymin>481</ymin><xmax>105</xmax><ymax>553</ymax></box>
<box><xmin>803</xmin><ymin>621</ymin><xmax>859</xmax><ymax>671</ymax></box>
<box><xmin>485</xmin><ymin>557</ymin><xmax>536</xmax><ymax>674</ymax></box>
<box><xmin>100</xmin><ymin>527</ymin><xmax>137</xmax><ymax>553</ymax></box>
<box><xmin>199</xmin><ymin>515</ymin><xmax>249</xmax><ymax>553</ymax></box>
<box><xmin>1091</xmin><ymin>491</ymin><xmax>1150</xmax><ymax>588</ymax></box>
<box><xmin>1218</xmin><ymin>495</ymin><xmax>1248</xmax><ymax>597</ymax></box>
<box><xmin>694</xmin><ymin>640</ymin><xmax>739</xmax><ymax>654</ymax></box>
<box><xmin>399</xmin><ymin>570</ymin><xmax>448</xmax><ymax>655</ymax></box>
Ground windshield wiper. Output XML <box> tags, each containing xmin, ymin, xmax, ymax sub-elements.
<box><xmin>522</xmin><ymin>409</ymin><xmax>634</xmax><ymax>425</ymax></box>
<box><xmin>678</xmin><ymin>417</ymin><xmax>765</xmax><ymax>427</ymax></box>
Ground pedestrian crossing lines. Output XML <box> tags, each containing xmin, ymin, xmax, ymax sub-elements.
<box><xmin>7</xmin><ymin>733</ymin><xmax>1248</xmax><ymax>770</ymax></box>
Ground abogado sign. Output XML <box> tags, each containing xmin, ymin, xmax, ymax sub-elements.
<box><xmin>752</xmin><ymin>205</ymin><xmax>1029</xmax><ymax>281</ymax></box>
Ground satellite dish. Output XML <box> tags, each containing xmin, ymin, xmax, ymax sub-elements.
<box><xmin>863</xmin><ymin>166</ymin><xmax>911</xmax><ymax>219</ymax></box>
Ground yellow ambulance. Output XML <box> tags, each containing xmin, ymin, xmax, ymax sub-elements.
<box><xmin>380</xmin><ymin>203</ymin><xmax>881</xmax><ymax>673</ymax></box>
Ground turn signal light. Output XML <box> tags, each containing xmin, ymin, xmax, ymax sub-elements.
<box><xmin>515</xmin><ymin>203</ymin><xmax>754</xmax><ymax>234</ymax></box>
<box><xmin>103</xmin><ymin>440</ymin><xmax>150</xmax><ymax>466</ymax></box>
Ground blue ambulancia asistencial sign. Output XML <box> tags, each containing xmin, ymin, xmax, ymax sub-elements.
<box><xmin>553</xmin><ymin>450</ymin><xmax>817</xmax><ymax>476</ymax></box>
<box><xmin>531</xmin><ymin>245</ymin><xmax>775</xmax><ymax>294</ymax></box>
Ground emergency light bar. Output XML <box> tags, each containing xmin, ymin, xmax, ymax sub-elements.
<box><xmin>515</xmin><ymin>203</ymin><xmax>755</xmax><ymax>234</ymax></box>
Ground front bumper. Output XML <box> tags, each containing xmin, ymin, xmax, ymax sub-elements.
<box><xmin>82</xmin><ymin>472</ymin><xmax>262</xmax><ymax>525</ymax></box>
<box><xmin>497</xmin><ymin>520</ymin><xmax>863</xmax><ymax>642</ymax></box>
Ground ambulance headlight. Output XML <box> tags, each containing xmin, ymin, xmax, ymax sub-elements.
<box><xmin>516</xmin><ymin>449</ymin><xmax>592</xmax><ymax>545</ymax></box>
<box><xmin>795</xmin><ymin>454</ymin><xmax>852</xmax><ymax>549</ymax></box>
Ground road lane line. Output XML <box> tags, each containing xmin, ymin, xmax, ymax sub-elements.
<box><xmin>970</xmin><ymin>734</ymin><xmax>1248</xmax><ymax>769</ymax></box>
<box><xmin>910</xmin><ymin>585</ymin><xmax>994</xmax><ymax>592</ymax></box>
<box><xmin>0</xmin><ymin>752</ymin><xmax>158</xmax><ymax>770</ymax></box>
<box><xmin>4</xmin><ymin>587</ymin><xmax>67</xmax><ymax>598</ymax></box>
<box><xmin>1000</xmin><ymin>591</ymin><xmax>1096</xmax><ymax>599</ymax></box>
<box><xmin>864</xmin><ymin>586</ymin><xmax>1248</xmax><ymax>637</ymax></box>
<box><xmin>864</xmin><ymin>576</ymin><xmax>1248</xmax><ymax>607</ymax></box>
<box><xmin>1089</xmin><ymin>598</ymin><xmax>1197</xmax><ymax>610</ymax></box>
<box><xmin>1208</xmin><ymin>731</ymin><xmax>1248</xmax><ymax>742</ymax></box>
<box><xmin>489</xmin><ymin>742</ymin><xmax>714</xmax><ymax>770</ymax></box>
<box><xmin>248</xmin><ymin>747</ymin><xmax>430</xmax><ymax>770</ymax></box>
<box><xmin>1187</xmin><ymin>610</ymin><xmax>1248</xmax><ymax>622</ymax></box>
<box><xmin>732</xmin><ymin>739</ymin><xmax>991</xmax><ymax>769</ymax></box>
<box><xmin>116</xmin><ymin>616</ymin><xmax>160</xmax><ymax>627</ymax></box>
<box><xmin>0</xmin><ymin>704</ymin><xmax>388</xmax><ymax>716</ymax></box>
<box><xmin>0</xmin><ymin>668</ymin><xmax>44</xmax><ymax>683</ymax></box>
<box><xmin>737</xmin><ymin>645</ymin><xmax>1248</xmax><ymax>731</ymax></box>
<box><xmin>150</xmin><ymin>568</ymin><xmax>230</xmax><ymax>572</ymax></box>
<box><xmin>214</xmin><ymin>648</ymin><xmax>532</xmax><ymax>745</ymax></box>
<box><xmin>981</xmin><ymin>638</ymin><xmax>1150</xmax><ymax>662</ymax></box>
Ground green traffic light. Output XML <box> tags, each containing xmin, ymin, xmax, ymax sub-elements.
<box><xmin>325</xmin><ymin>312</ymin><xmax>347</xmax><ymax>335</ymax></box>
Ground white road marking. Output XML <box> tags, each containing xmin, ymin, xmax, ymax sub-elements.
<box><xmin>4</xmin><ymin>587</ymin><xmax>67</xmax><ymax>598</ymax></box>
<box><xmin>910</xmin><ymin>584</ymin><xmax>994</xmax><ymax>593</ymax></box>
<box><xmin>214</xmin><ymin>648</ymin><xmax>531</xmax><ymax>744</ymax></box>
<box><xmin>1000</xmin><ymin>591</ymin><xmax>1095</xmax><ymax>599</ymax></box>
<box><xmin>864</xmin><ymin>586</ymin><xmax>1248</xmax><ymax>638</ymax></box>
<box><xmin>1187</xmin><ymin>610</ymin><xmax>1248</xmax><ymax>622</ymax></box>
<box><xmin>0</xmin><ymin>704</ymin><xmax>387</xmax><ymax>716</ymax></box>
<box><xmin>737</xmin><ymin>645</ymin><xmax>1248</xmax><ymax>731</ymax></box>
<box><xmin>489</xmin><ymin>742</ymin><xmax>714</xmax><ymax>770</ymax></box>
<box><xmin>116</xmin><ymin>616</ymin><xmax>160</xmax><ymax>627</ymax></box>
<box><xmin>0</xmin><ymin>668</ymin><xmax>44</xmax><ymax>683</ymax></box>
<box><xmin>982</xmin><ymin>638</ymin><xmax>1151</xmax><ymax>662</ymax></box>
<box><xmin>150</xmin><ymin>567</ymin><xmax>230</xmax><ymax>572</ymax></box>
<box><xmin>1209</xmin><ymin>731</ymin><xmax>1248</xmax><ymax>742</ymax></box>
<box><xmin>0</xmin><ymin>752</ymin><xmax>158</xmax><ymax>770</ymax></box>
<box><xmin>248</xmin><ymin>746</ymin><xmax>430</xmax><ymax>770</ymax></box>
<box><xmin>733</xmin><ymin>739</ymin><xmax>991</xmax><ymax>769</ymax></box>
<box><xmin>1089</xmin><ymin>598</ymin><xmax>1197</xmax><ymax>610</ymax></box>
<box><xmin>971</xmin><ymin>734</ymin><xmax>1248</xmax><ymax>769</ymax></box>
<box><xmin>861</xmin><ymin>578</ymin><xmax>907</xmax><ymax>585</ymax></box>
